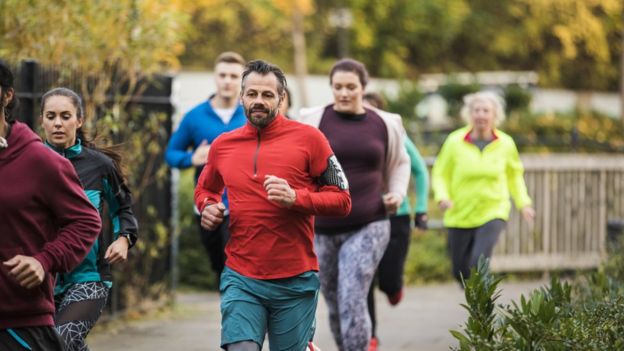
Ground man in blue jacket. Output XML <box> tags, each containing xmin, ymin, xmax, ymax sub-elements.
<box><xmin>165</xmin><ymin>52</ymin><xmax>246</xmax><ymax>285</ymax></box>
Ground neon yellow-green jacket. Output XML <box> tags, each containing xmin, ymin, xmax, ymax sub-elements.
<box><xmin>432</xmin><ymin>126</ymin><xmax>531</xmax><ymax>228</ymax></box>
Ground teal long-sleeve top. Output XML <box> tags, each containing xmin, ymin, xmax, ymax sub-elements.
<box><xmin>396</xmin><ymin>137</ymin><xmax>429</xmax><ymax>216</ymax></box>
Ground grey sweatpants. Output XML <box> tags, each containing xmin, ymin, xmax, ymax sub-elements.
<box><xmin>447</xmin><ymin>219</ymin><xmax>506</xmax><ymax>282</ymax></box>
<box><xmin>315</xmin><ymin>219</ymin><xmax>390</xmax><ymax>351</ymax></box>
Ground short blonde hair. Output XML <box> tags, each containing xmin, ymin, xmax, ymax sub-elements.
<box><xmin>215</xmin><ymin>51</ymin><xmax>246</xmax><ymax>67</ymax></box>
<box><xmin>460</xmin><ymin>91</ymin><xmax>506</xmax><ymax>126</ymax></box>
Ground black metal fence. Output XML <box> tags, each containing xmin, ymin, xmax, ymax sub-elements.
<box><xmin>11</xmin><ymin>60</ymin><xmax>174</xmax><ymax>316</ymax></box>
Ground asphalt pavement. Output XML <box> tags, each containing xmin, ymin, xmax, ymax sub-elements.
<box><xmin>89</xmin><ymin>280</ymin><xmax>545</xmax><ymax>351</ymax></box>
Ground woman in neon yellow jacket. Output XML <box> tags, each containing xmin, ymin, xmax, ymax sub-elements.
<box><xmin>432</xmin><ymin>91</ymin><xmax>535</xmax><ymax>283</ymax></box>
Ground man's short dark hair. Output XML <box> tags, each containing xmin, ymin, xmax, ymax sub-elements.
<box><xmin>215</xmin><ymin>51</ymin><xmax>246</xmax><ymax>67</ymax></box>
<box><xmin>241</xmin><ymin>60</ymin><xmax>287</xmax><ymax>96</ymax></box>
<box><xmin>329</xmin><ymin>58</ymin><xmax>369</xmax><ymax>88</ymax></box>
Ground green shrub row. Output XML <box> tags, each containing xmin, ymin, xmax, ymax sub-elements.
<box><xmin>451</xmin><ymin>239</ymin><xmax>624</xmax><ymax>350</ymax></box>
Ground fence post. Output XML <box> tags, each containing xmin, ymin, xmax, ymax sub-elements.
<box><xmin>17</xmin><ymin>60</ymin><xmax>38</xmax><ymax>127</ymax></box>
<box><xmin>12</xmin><ymin>62</ymin><xmax>176</xmax><ymax>316</ymax></box>
<box><xmin>571</xmin><ymin>127</ymin><xmax>579</xmax><ymax>151</ymax></box>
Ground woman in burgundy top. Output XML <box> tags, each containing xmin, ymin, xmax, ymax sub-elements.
<box><xmin>299</xmin><ymin>58</ymin><xmax>410</xmax><ymax>351</ymax></box>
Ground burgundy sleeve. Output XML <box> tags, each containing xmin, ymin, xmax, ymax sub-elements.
<box><xmin>291</xmin><ymin>130</ymin><xmax>351</xmax><ymax>216</ymax></box>
<box><xmin>194</xmin><ymin>142</ymin><xmax>225</xmax><ymax>212</ymax></box>
<box><xmin>34</xmin><ymin>157</ymin><xmax>102</xmax><ymax>273</ymax></box>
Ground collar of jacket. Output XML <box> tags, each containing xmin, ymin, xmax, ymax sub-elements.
<box><xmin>242</xmin><ymin>113</ymin><xmax>287</xmax><ymax>137</ymax></box>
<box><xmin>463</xmin><ymin>127</ymin><xmax>499</xmax><ymax>143</ymax></box>
<box><xmin>45</xmin><ymin>138</ymin><xmax>82</xmax><ymax>158</ymax></box>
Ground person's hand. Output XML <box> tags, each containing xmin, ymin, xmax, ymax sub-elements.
<box><xmin>3</xmin><ymin>255</ymin><xmax>45</xmax><ymax>289</ymax></box>
<box><xmin>264</xmin><ymin>175</ymin><xmax>296</xmax><ymax>208</ymax></box>
<box><xmin>521</xmin><ymin>206</ymin><xmax>535</xmax><ymax>224</ymax></box>
<box><xmin>414</xmin><ymin>212</ymin><xmax>428</xmax><ymax>231</ymax></box>
<box><xmin>105</xmin><ymin>237</ymin><xmax>130</xmax><ymax>264</ymax></box>
<box><xmin>201</xmin><ymin>202</ymin><xmax>226</xmax><ymax>230</ymax></box>
<box><xmin>191</xmin><ymin>140</ymin><xmax>211</xmax><ymax>166</ymax></box>
<box><xmin>383</xmin><ymin>192</ymin><xmax>402</xmax><ymax>215</ymax></box>
<box><xmin>438</xmin><ymin>200</ymin><xmax>453</xmax><ymax>211</ymax></box>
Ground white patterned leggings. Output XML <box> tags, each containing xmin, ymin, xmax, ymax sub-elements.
<box><xmin>315</xmin><ymin>219</ymin><xmax>390</xmax><ymax>351</ymax></box>
<box><xmin>54</xmin><ymin>281</ymin><xmax>110</xmax><ymax>351</ymax></box>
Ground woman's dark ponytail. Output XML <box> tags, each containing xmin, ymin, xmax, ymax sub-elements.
<box><xmin>0</xmin><ymin>61</ymin><xmax>18</xmax><ymax>123</ymax></box>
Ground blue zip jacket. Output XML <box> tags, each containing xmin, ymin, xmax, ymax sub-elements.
<box><xmin>165</xmin><ymin>99</ymin><xmax>246</xmax><ymax>209</ymax></box>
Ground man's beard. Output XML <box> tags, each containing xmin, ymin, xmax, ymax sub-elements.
<box><xmin>245</xmin><ymin>104</ymin><xmax>278</xmax><ymax>128</ymax></box>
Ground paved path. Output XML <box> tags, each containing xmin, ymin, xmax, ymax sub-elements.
<box><xmin>89</xmin><ymin>281</ymin><xmax>545</xmax><ymax>351</ymax></box>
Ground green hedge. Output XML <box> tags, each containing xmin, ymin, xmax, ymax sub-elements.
<box><xmin>405</xmin><ymin>230</ymin><xmax>452</xmax><ymax>284</ymax></box>
<box><xmin>451</xmin><ymin>239</ymin><xmax>624</xmax><ymax>350</ymax></box>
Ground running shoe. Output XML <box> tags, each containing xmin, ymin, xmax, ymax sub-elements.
<box><xmin>388</xmin><ymin>288</ymin><xmax>404</xmax><ymax>306</ymax></box>
<box><xmin>368</xmin><ymin>337</ymin><xmax>379</xmax><ymax>351</ymax></box>
<box><xmin>307</xmin><ymin>341</ymin><xmax>322</xmax><ymax>351</ymax></box>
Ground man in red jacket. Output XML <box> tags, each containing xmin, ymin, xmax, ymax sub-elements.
<box><xmin>0</xmin><ymin>61</ymin><xmax>101</xmax><ymax>350</ymax></box>
<box><xmin>195</xmin><ymin>60</ymin><xmax>351</xmax><ymax>351</ymax></box>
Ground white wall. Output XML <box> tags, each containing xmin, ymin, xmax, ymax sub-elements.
<box><xmin>172</xmin><ymin>71</ymin><xmax>621</xmax><ymax>127</ymax></box>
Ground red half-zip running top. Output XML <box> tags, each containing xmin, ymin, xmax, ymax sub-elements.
<box><xmin>194</xmin><ymin>115</ymin><xmax>351</xmax><ymax>279</ymax></box>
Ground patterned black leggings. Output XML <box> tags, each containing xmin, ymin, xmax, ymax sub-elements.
<box><xmin>315</xmin><ymin>219</ymin><xmax>390</xmax><ymax>351</ymax></box>
<box><xmin>54</xmin><ymin>282</ymin><xmax>110</xmax><ymax>351</ymax></box>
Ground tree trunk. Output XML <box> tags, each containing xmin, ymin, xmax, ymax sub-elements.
<box><xmin>292</xmin><ymin>5</ymin><xmax>309</xmax><ymax>107</ymax></box>
<box><xmin>620</xmin><ymin>16</ymin><xmax>624</xmax><ymax>125</ymax></box>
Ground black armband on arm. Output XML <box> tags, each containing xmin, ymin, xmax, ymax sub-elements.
<box><xmin>320</xmin><ymin>155</ymin><xmax>349</xmax><ymax>190</ymax></box>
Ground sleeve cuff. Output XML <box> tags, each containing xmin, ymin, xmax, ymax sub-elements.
<box><xmin>120</xmin><ymin>233</ymin><xmax>138</xmax><ymax>248</ymax></box>
<box><xmin>196</xmin><ymin>197</ymin><xmax>209</xmax><ymax>213</ymax></box>
<box><xmin>515</xmin><ymin>197</ymin><xmax>532</xmax><ymax>210</ymax></box>
<box><xmin>291</xmin><ymin>188</ymin><xmax>312</xmax><ymax>213</ymax></box>
<box><xmin>33</xmin><ymin>251</ymin><xmax>53</xmax><ymax>273</ymax></box>
<box><xmin>434</xmin><ymin>195</ymin><xmax>447</xmax><ymax>203</ymax></box>
<box><xmin>182</xmin><ymin>154</ymin><xmax>194</xmax><ymax>168</ymax></box>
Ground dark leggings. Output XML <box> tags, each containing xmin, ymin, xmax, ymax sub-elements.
<box><xmin>0</xmin><ymin>326</ymin><xmax>65</xmax><ymax>351</ymax></box>
<box><xmin>367</xmin><ymin>215</ymin><xmax>411</xmax><ymax>338</ymax></box>
<box><xmin>447</xmin><ymin>219</ymin><xmax>506</xmax><ymax>282</ymax></box>
<box><xmin>196</xmin><ymin>215</ymin><xmax>230</xmax><ymax>287</ymax></box>
<box><xmin>54</xmin><ymin>281</ymin><xmax>110</xmax><ymax>351</ymax></box>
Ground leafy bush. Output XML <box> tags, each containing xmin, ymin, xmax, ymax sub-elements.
<box><xmin>450</xmin><ymin>258</ymin><xmax>503</xmax><ymax>351</ymax></box>
<box><xmin>503</xmin><ymin>84</ymin><xmax>532</xmax><ymax>115</ymax></box>
<box><xmin>503</xmin><ymin>110</ymin><xmax>624</xmax><ymax>153</ymax></box>
<box><xmin>384</xmin><ymin>81</ymin><xmax>424</xmax><ymax>121</ymax></box>
<box><xmin>451</xmin><ymin>244</ymin><xmax>624</xmax><ymax>350</ymax></box>
<box><xmin>404</xmin><ymin>230</ymin><xmax>452</xmax><ymax>284</ymax></box>
<box><xmin>385</xmin><ymin>82</ymin><xmax>624</xmax><ymax>153</ymax></box>
<box><xmin>437</xmin><ymin>80</ymin><xmax>480</xmax><ymax>120</ymax></box>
